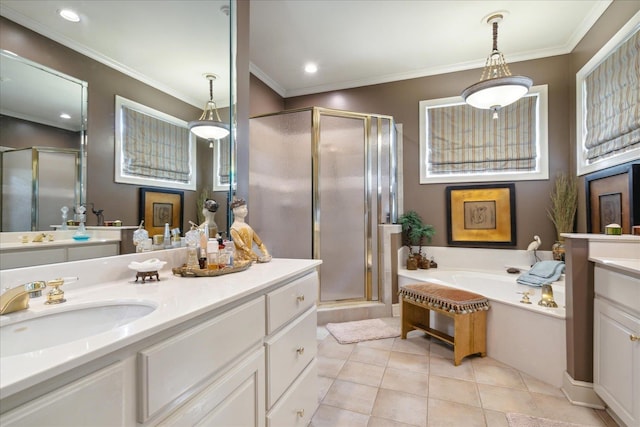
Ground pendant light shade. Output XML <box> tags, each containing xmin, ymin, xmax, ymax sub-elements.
<box><xmin>189</xmin><ymin>74</ymin><xmax>230</xmax><ymax>140</ymax></box>
<box><xmin>461</xmin><ymin>14</ymin><xmax>532</xmax><ymax>115</ymax></box>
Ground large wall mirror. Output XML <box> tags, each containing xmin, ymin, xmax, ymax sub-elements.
<box><xmin>0</xmin><ymin>1</ymin><xmax>235</xmax><ymax>242</ymax></box>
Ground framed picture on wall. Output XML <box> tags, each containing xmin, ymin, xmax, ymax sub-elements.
<box><xmin>445</xmin><ymin>183</ymin><xmax>516</xmax><ymax>247</ymax></box>
<box><xmin>585</xmin><ymin>162</ymin><xmax>639</xmax><ymax>234</ymax></box>
<box><xmin>139</xmin><ymin>187</ymin><xmax>184</xmax><ymax>237</ymax></box>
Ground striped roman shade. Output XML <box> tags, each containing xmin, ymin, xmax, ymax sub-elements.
<box><xmin>427</xmin><ymin>96</ymin><xmax>537</xmax><ymax>174</ymax></box>
<box><xmin>584</xmin><ymin>30</ymin><xmax>640</xmax><ymax>162</ymax></box>
<box><xmin>122</xmin><ymin>106</ymin><xmax>191</xmax><ymax>183</ymax></box>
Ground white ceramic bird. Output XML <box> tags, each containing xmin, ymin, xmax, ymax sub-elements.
<box><xmin>527</xmin><ymin>235</ymin><xmax>542</xmax><ymax>264</ymax></box>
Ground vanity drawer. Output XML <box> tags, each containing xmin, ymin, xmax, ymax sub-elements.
<box><xmin>595</xmin><ymin>266</ymin><xmax>640</xmax><ymax>313</ymax></box>
<box><xmin>265</xmin><ymin>306</ymin><xmax>317</xmax><ymax>408</ymax></box>
<box><xmin>267</xmin><ymin>358</ymin><xmax>317</xmax><ymax>427</ymax></box>
<box><xmin>266</xmin><ymin>271</ymin><xmax>318</xmax><ymax>334</ymax></box>
<box><xmin>138</xmin><ymin>296</ymin><xmax>265</xmax><ymax>423</ymax></box>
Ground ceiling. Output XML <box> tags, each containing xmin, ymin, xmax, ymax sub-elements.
<box><xmin>1</xmin><ymin>0</ymin><xmax>612</xmax><ymax>112</ymax></box>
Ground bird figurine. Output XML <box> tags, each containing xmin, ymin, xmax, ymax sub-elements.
<box><xmin>527</xmin><ymin>235</ymin><xmax>542</xmax><ymax>265</ymax></box>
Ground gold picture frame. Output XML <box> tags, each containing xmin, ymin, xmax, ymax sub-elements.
<box><xmin>446</xmin><ymin>183</ymin><xmax>516</xmax><ymax>246</ymax></box>
<box><xmin>139</xmin><ymin>187</ymin><xmax>184</xmax><ymax>237</ymax></box>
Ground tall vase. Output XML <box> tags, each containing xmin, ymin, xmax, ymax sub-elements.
<box><xmin>552</xmin><ymin>238</ymin><xmax>565</xmax><ymax>262</ymax></box>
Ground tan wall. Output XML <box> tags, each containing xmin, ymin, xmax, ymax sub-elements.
<box><xmin>249</xmin><ymin>1</ymin><xmax>639</xmax><ymax>250</ymax></box>
<box><xmin>0</xmin><ymin>17</ymin><xmax>216</xmax><ymax>230</ymax></box>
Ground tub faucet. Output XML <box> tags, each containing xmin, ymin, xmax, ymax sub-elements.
<box><xmin>538</xmin><ymin>284</ymin><xmax>558</xmax><ymax>308</ymax></box>
<box><xmin>0</xmin><ymin>281</ymin><xmax>47</xmax><ymax>315</ymax></box>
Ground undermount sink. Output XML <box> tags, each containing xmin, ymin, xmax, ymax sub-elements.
<box><xmin>0</xmin><ymin>302</ymin><xmax>156</xmax><ymax>357</ymax></box>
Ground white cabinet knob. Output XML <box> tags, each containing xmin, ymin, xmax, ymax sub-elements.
<box><xmin>631</xmin><ymin>335</ymin><xmax>639</xmax><ymax>342</ymax></box>
<box><xmin>296</xmin><ymin>346</ymin><xmax>305</xmax><ymax>355</ymax></box>
<box><xmin>296</xmin><ymin>294</ymin><xmax>305</xmax><ymax>302</ymax></box>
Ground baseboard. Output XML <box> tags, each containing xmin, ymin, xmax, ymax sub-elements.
<box><xmin>560</xmin><ymin>371</ymin><xmax>605</xmax><ymax>409</ymax></box>
<box><xmin>392</xmin><ymin>303</ymin><xmax>399</xmax><ymax>317</ymax></box>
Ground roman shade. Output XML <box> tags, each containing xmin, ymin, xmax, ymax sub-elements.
<box><xmin>122</xmin><ymin>106</ymin><xmax>191</xmax><ymax>183</ymax></box>
<box><xmin>427</xmin><ymin>96</ymin><xmax>537</xmax><ymax>174</ymax></box>
<box><xmin>583</xmin><ymin>30</ymin><xmax>639</xmax><ymax>162</ymax></box>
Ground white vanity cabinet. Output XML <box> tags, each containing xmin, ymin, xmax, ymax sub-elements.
<box><xmin>0</xmin><ymin>261</ymin><xmax>320</xmax><ymax>427</ymax></box>
<box><xmin>265</xmin><ymin>271</ymin><xmax>319</xmax><ymax>427</ymax></box>
<box><xmin>593</xmin><ymin>264</ymin><xmax>640</xmax><ymax>427</ymax></box>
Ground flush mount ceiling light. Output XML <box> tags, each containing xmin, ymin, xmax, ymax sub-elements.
<box><xmin>188</xmin><ymin>74</ymin><xmax>230</xmax><ymax>140</ymax></box>
<box><xmin>304</xmin><ymin>63</ymin><xmax>318</xmax><ymax>73</ymax></box>
<box><xmin>58</xmin><ymin>8</ymin><xmax>80</xmax><ymax>22</ymax></box>
<box><xmin>461</xmin><ymin>13</ymin><xmax>532</xmax><ymax>118</ymax></box>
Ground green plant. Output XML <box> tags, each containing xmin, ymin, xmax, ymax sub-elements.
<box><xmin>547</xmin><ymin>173</ymin><xmax>578</xmax><ymax>241</ymax></box>
<box><xmin>398</xmin><ymin>211</ymin><xmax>435</xmax><ymax>256</ymax></box>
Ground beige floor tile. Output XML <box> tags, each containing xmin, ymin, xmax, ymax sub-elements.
<box><xmin>317</xmin><ymin>376</ymin><xmax>334</xmax><ymax>402</ymax></box>
<box><xmin>338</xmin><ymin>360</ymin><xmax>385</xmax><ymax>387</ymax></box>
<box><xmin>370</xmin><ymin>388</ymin><xmax>428</xmax><ymax>427</ymax></box>
<box><xmin>429</xmin><ymin>355</ymin><xmax>475</xmax><ymax>381</ymax></box>
<box><xmin>427</xmin><ymin>398</ymin><xmax>486</xmax><ymax>427</ymax></box>
<box><xmin>317</xmin><ymin>356</ymin><xmax>346</xmax><ymax>378</ymax></box>
<box><xmin>367</xmin><ymin>416</ymin><xmax>419</xmax><ymax>427</ymax></box>
<box><xmin>322</xmin><ymin>379</ymin><xmax>379</xmax><ymax>414</ymax></box>
<box><xmin>317</xmin><ymin>327</ymin><xmax>331</xmax><ymax>340</ymax></box>
<box><xmin>358</xmin><ymin>337</ymin><xmax>397</xmax><ymax>351</ymax></box>
<box><xmin>473</xmin><ymin>361</ymin><xmax>527</xmax><ymax>390</ymax></box>
<box><xmin>483</xmin><ymin>409</ymin><xmax>509</xmax><ymax>427</ymax></box>
<box><xmin>387</xmin><ymin>351</ymin><xmax>429</xmax><ymax>374</ymax></box>
<box><xmin>428</xmin><ymin>340</ymin><xmax>454</xmax><ymax>361</ymax></box>
<box><xmin>477</xmin><ymin>383</ymin><xmax>539</xmax><ymax>416</ymax></box>
<box><xmin>349</xmin><ymin>345</ymin><xmax>392</xmax><ymax>366</ymax></box>
<box><xmin>532</xmin><ymin>393</ymin><xmax>608</xmax><ymax>426</ymax></box>
<box><xmin>520</xmin><ymin>372</ymin><xmax>565</xmax><ymax>398</ymax></box>
<box><xmin>428</xmin><ymin>375</ymin><xmax>481</xmax><ymax>407</ymax></box>
<box><xmin>392</xmin><ymin>335</ymin><xmax>430</xmax><ymax>355</ymax></box>
<box><xmin>310</xmin><ymin>404</ymin><xmax>369</xmax><ymax>427</ymax></box>
<box><xmin>318</xmin><ymin>338</ymin><xmax>356</xmax><ymax>360</ymax></box>
<box><xmin>380</xmin><ymin>367</ymin><xmax>429</xmax><ymax>397</ymax></box>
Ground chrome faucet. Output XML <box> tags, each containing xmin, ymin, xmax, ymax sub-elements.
<box><xmin>0</xmin><ymin>281</ymin><xmax>47</xmax><ymax>315</ymax></box>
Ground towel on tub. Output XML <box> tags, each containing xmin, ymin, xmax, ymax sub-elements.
<box><xmin>516</xmin><ymin>260</ymin><xmax>565</xmax><ymax>287</ymax></box>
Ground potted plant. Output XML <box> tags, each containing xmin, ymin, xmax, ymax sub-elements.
<box><xmin>546</xmin><ymin>173</ymin><xmax>578</xmax><ymax>261</ymax></box>
<box><xmin>398</xmin><ymin>211</ymin><xmax>436</xmax><ymax>269</ymax></box>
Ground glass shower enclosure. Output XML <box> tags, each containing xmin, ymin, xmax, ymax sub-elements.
<box><xmin>249</xmin><ymin>107</ymin><xmax>397</xmax><ymax>305</ymax></box>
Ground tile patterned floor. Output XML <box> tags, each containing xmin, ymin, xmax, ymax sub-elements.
<box><xmin>311</xmin><ymin>317</ymin><xmax>618</xmax><ymax>427</ymax></box>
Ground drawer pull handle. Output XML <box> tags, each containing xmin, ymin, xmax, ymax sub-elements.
<box><xmin>296</xmin><ymin>294</ymin><xmax>305</xmax><ymax>302</ymax></box>
<box><xmin>296</xmin><ymin>346</ymin><xmax>305</xmax><ymax>355</ymax></box>
<box><xmin>297</xmin><ymin>409</ymin><xmax>305</xmax><ymax>418</ymax></box>
<box><xmin>631</xmin><ymin>335</ymin><xmax>640</xmax><ymax>342</ymax></box>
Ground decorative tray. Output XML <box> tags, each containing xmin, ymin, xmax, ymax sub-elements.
<box><xmin>172</xmin><ymin>260</ymin><xmax>252</xmax><ymax>277</ymax></box>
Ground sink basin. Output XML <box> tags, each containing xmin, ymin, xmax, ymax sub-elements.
<box><xmin>0</xmin><ymin>302</ymin><xmax>156</xmax><ymax>357</ymax></box>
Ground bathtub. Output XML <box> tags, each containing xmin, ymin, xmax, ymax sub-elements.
<box><xmin>399</xmin><ymin>267</ymin><xmax>567</xmax><ymax>388</ymax></box>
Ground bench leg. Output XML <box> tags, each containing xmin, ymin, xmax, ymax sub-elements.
<box><xmin>400</xmin><ymin>297</ymin><xmax>430</xmax><ymax>339</ymax></box>
<box><xmin>453</xmin><ymin>310</ymin><xmax>487</xmax><ymax>366</ymax></box>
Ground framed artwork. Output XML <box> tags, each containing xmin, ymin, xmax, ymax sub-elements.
<box><xmin>585</xmin><ymin>162</ymin><xmax>639</xmax><ymax>234</ymax></box>
<box><xmin>446</xmin><ymin>183</ymin><xmax>516</xmax><ymax>247</ymax></box>
<box><xmin>139</xmin><ymin>187</ymin><xmax>184</xmax><ymax>237</ymax></box>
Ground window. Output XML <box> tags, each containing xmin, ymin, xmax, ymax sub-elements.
<box><xmin>419</xmin><ymin>85</ymin><xmax>548</xmax><ymax>184</ymax></box>
<box><xmin>115</xmin><ymin>95</ymin><xmax>196</xmax><ymax>190</ymax></box>
<box><xmin>576</xmin><ymin>13</ymin><xmax>639</xmax><ymax>176</ymax></box>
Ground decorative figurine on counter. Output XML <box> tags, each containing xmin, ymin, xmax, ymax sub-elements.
<box><xmin>60</xmin><ymin>206</ymin><xmax>69</xmax><ymax>230</ymax></box>
<box><xmin>90</xmin><ymin>203</ymin><xmax>104</xmax><ymax>226</ymax></box>
<box><xmin>200</xmin><ymin>199</ymin><xmax>219</xmax><ymax>238</ymax></box>
<box><xmin>230</xmin><ymin>198</ymin><xmax>271</xmax><ymax>263</ymax></box>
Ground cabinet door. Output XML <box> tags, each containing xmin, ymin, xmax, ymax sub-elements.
<box><xmin>594</xmin><ymin>298</ymin><xmax>640</xmax><ymax>427</ymax></box>
<box><xmin>0</xmin><ymin>362</ymin><xmax>127</xmax><ymax>427</ymax></box>
<box><xmin>158</xmin><ymin>348</ymin><xmax>265</xmax><ymax>427</ymax></box>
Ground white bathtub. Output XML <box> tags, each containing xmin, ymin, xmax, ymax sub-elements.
<box><xmin>399</xmin><ymin>267</ymin><xmax>567</xmax><ymax>388</ymax></box>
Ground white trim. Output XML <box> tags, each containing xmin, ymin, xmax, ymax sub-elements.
<box><xmin>114</xmin><ymin>95</ymin><xmax>196</xmax><ymax>191</ymax></box>
<box><xmin>576</xmin><ymin>11</ymin><xmax>640</xmax><ymax>176</ymax></box>
<box><xmin>419</xmin><ymin>85</ymin><xmax>549</xmax><ymax>184</ymax></box>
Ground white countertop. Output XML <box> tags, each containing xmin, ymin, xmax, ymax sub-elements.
<box><xmin>0</xmin><ymin>258</ymin><xmax>321</xmax><ymax>398</ymax></box>
<box><xmin>0</xmin><ymin>238</ymin><xmax>120</xmax><ymax>251</ymax></box>
<box><xmin>589</xmin><ymin>256</ymin><xmax>640</xmax><ymax>276</ymax></box>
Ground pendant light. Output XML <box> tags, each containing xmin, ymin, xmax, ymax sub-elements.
<box><xmin>188</xmin><ymin>74</ymin><xmax>230</xmax><ymax>140</ymax></box>
<box><xmin>461</xmin><ymin>13</ymin><xmax>532</xmax><ymax>118</ymax></box>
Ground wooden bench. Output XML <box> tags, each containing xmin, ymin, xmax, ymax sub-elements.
<box><xmin>399</xmin><ymin>283</ymin><xmax>489</xmax><ymax>366</ymax></box>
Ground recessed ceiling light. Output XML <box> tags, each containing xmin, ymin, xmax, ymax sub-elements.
<box><xmin>304</xmin><ymin>63</ymin><xmax>318</xmax><ymax>74</ymax></box>
<box><xmin>60</xmin><ymin>113</ymin><xmax>71</xmax><ymax>119</ymax></box>
<box><xmin>58</xmin><ymin>9</ymin><xmax>80</xmax><ymax>22</ymax></box>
